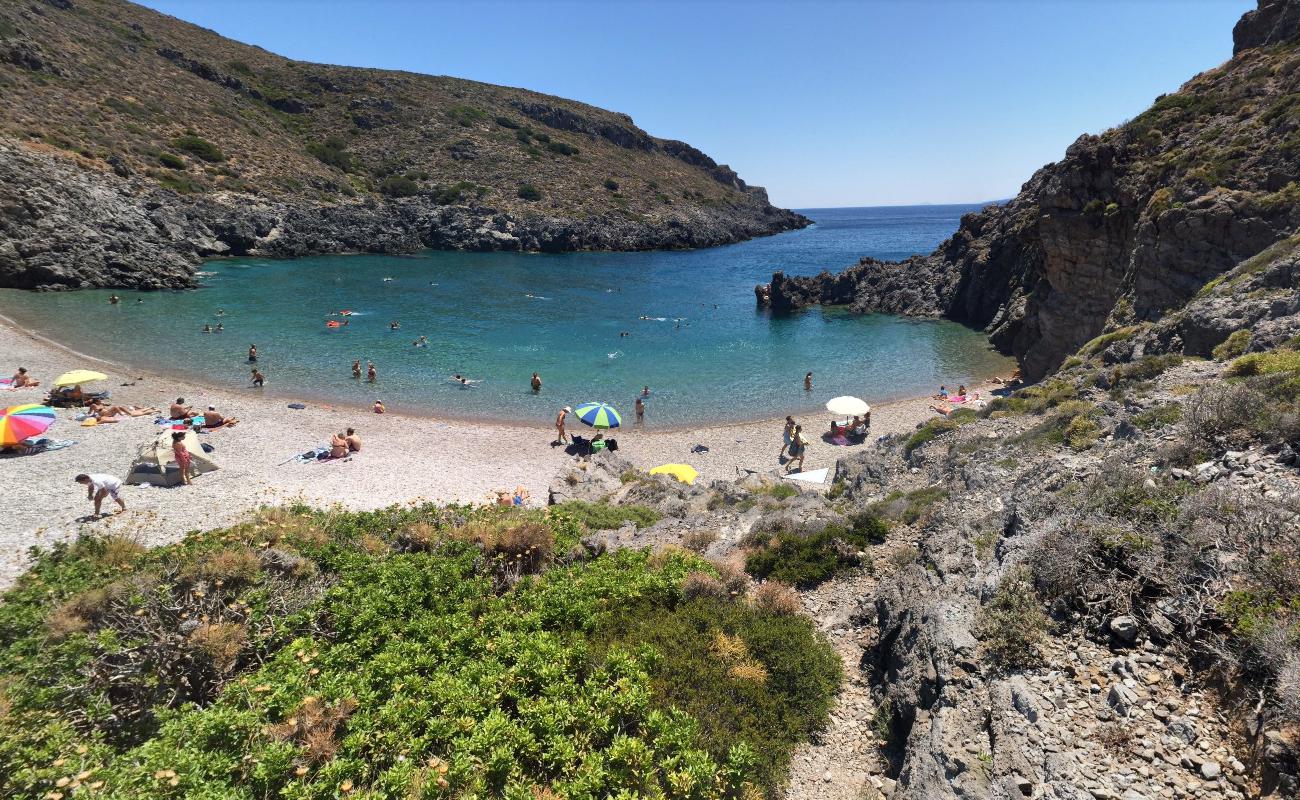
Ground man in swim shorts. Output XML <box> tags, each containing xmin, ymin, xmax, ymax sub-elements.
<box><xmin>555</xmin><ymin>406</ymin><xmax>571</xmax><ymax>444</ymax></box>
<box><xmin>76</xmin><ymin>473</ymin><xmax>126</xmax><ymax>515</ymax></box>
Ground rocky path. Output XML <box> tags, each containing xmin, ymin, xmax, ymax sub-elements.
<box><xmin>782</xmin><ymin>566</ymin><xmax>890</xmax><ymax>800</ymax></box>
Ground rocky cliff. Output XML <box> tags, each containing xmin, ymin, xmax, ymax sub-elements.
<box><xmin>765</xmin><ymin>0</ymin><xmax>1300</xmax><ymax>381</ymax></box>
<box><xmin>0</xmin><ymin>0</ymin><xmax>807</xmax><ymax>289</ymax></box>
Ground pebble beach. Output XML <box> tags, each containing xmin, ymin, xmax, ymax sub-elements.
<box><xmin>0</xmin><ymin>314</ymin><xmax>989</xmax><ymax>588</ymax></box>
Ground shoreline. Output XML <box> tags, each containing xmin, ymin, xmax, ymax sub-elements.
<box><xmin>0</xmin><ymin>314</ymin><xmax>1008</xmax><ymax>589</ymax></box>
<box><xmin>0</xmin><ymin>303</ymin><xmax>1013</xmax><ymax>433</ymax></box>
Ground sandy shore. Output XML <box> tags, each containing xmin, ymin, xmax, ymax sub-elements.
<box><xmin>0</xmin><ymin>315</ymin><xmax>996</xmax><ymax>588</ymax></box>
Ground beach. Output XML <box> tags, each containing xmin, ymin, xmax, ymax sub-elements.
<box><xmin>0</xmin><ymin>315</ymin><xmax>994</xmax><ymax>588</ymax></box>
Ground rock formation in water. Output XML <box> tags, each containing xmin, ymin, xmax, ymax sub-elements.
<box><xmin>764</xmin><ymin>0</ymin><xmax>1300</xmax><ymax>380</ymax></box>
<box><xmin>0</xmin><ymin>0</ymin><xmax>807</xmax><ymax>290</ymax></box>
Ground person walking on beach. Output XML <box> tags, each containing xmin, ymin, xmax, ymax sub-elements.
<box><xmin>804</xmin><ymin>372</ymin><xmax>813</xmax><ymax>392</ymax></box>
<box><xmin>248</xmin><ymin>344</ymin><xmax>258</xmax><ymax>362</ymax></box>
<box><xmin>531</xmin><ymin>372</ymin><xmax>542</xmax><ymax>393</ymax></box>
<box><xmin>367</xmin><ymin>362</ymin><xmax>377</xmax><ymax>382</ymax></box>
<box><xmin>786</xmin><ymin>425</ymin><xmax>808</xmax><ymax>473</ymax></box>
<box><xmin>352</xmin><ymin>360</ymin><xmax>362</xmax><ymax>379</ymax></box>
<box><xmin>555</xmin><ymin>406</ymin><xmax>571</xmax><ymax>444</ymax></box>
<box><xmin>635</xmin><ymin>396</ymin><xmax>645</xmax><ymax>424</ymax></box>
<box><xmin>172</xmin><ymin>431</ymin><xmax>193</xmax><ymax>485</ymax></box>
<box><xmin>251</xmin><ymin>367</ymin><xmax>265</xmax><ymax>388</ymax></box>
<box><xmin>780</xmin><ymin>415</ymin><xmax>796</xmax><ymax>460</ymax></box>
<box><xmin>75</xmin><ymin>473</ymin><xmax>126</xmax><ymax>516</ymax></box>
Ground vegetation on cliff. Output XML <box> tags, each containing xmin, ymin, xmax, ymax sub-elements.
<box><xmin>0</xmin><ymin>503</ymin><xmax>840</xmax><ymax>799</ymax></box>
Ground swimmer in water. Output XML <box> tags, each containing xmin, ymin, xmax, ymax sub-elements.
<box><xmin>247</xmin><ymin>344</ymin><xmax>257</xmax><ymax>362</ymax></box>
<box><xmin>390</xmin><ymin>321</ymin><xmax>400</xmax><ymax>330</ymax></box>
<box><xmin>367</xmin><ymin>362</ymin><xmax>377</xmax><ymax>382</ymax></box>
<box><xmin>136</xmin><ymin>298</ymin><xmax>144</xmax><ymax>304</ymax></box>
<box><xmin>109</xmin><ymin>294</ymin><xmax>120</xmax><ymax>305</ymax></box>
<box><xmin>202</xmin><ymin>324</ymin><xmax>211</xmax><ymax>333</ymax></box>
<box><xmin>641</xmin><ymin>385</ymin><xmax>650</xmax><ymax>397</ymax></box>
<box><xmin>351</xmin><ymin>360</ymin><xmax>361</xmax><ymax>379</ymax></box>
<box><xmin>215</xmin><ymin>322</ymin><xmax>224</xmax><ymax>332</ymax></box>
<box><xmin>531</xmin><ymin>372</ymin><xmax>542</xmax><ymax>393</ymax></box>
<box><xmin>413</xmin><ymin>336</ymin><xmax>428</xmax><ymax>347</ymax></box>
<box><xmin>216</xmin><ymin>309</ymin><xmax>225</xmax><ymax>316</ymax></box>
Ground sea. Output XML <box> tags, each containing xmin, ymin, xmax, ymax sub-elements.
<box><xmin>0</xmin><ymin>204</ymin><xmax>1014</xmax><ymax>426</ymax></box>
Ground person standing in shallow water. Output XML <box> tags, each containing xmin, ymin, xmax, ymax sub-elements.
<box><xmin>531</xmin><ymin>372</ymin><xmax>542</xmax><ymax>393</ymax></box>
<box><xmin>804</xmin><ymin>372</ymin><xmax>813</xmax><ymax>392</ymax></box>
<box><xmin>635</xmin><ymin>396</ymin><xmax>644</xmax><ymax>424</ymax></box>
<box><xmin>247</xmin><ymin>344</ymin><xmax>257</xmax><ymax>362</ymax></box>
<box><xmin>251</xmin><ymin>367</ymin><xmax>265</xmax><ymax>387</ymax></box>
<box><xmin>352</xmin><ymin>360</ymin><xmax>361</xmax><ymax>379</ymax></box>
<box><xmin>367</xmin><ymin>362</ymin><xmax>377</xmax><ymax>382</ymax></box>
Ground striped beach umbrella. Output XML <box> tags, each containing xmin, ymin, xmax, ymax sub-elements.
<box><xmin>573</xmin><ymin>402</ymin><xmax>622</xmax><ymax>429</ymax></box>
<box><xmin>0</xmin><ymin>404</ymin><xmax>56</xmax><ymax>446</ymax></box>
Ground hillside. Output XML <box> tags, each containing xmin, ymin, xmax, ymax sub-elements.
<box><xmin>0</xmin><ymin>0</ymin><xmax>807</xmax><ymax>289</ymax></box>
<box><xmin>763</xmin><ymin>0</ymin><xmax>1300</xmax><ymax>381</ymax></box>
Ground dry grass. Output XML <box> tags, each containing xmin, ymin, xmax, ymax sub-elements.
<box><xmin>681</xmin><ymin>529</ymin><xmax>719</xmax><ymax>553</ymax></box>
<box><xmin>189</xmin><ymin>622</ymin><xmax>247</xmax><ymax>673</ymax></box>
<box><xmin>750</xmin><ymin>581</ymin><xmax>802</xmax><ymax>616</ymax></box>
<box><xmin>269</xmin><ymin>696</ymin><xmax>359</xmax><ymax>766</ymax></box>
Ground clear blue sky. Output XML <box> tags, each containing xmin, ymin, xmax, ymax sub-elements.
<box><xmin>138</xmin><ymin>0</ymin><xmax>1252</xmax><ymax>208</ymax></box>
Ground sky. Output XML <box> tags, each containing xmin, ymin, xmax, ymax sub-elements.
<box><xmin>138</xmin><ymin>0</ymin><xmax>1253</xmax><ymax>209</ymax></box>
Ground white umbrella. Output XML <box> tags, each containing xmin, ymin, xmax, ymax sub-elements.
<box><xmin>825</xmin><ymin>396</ymin><xmax>870</xmax><ymax>417</ymax></box>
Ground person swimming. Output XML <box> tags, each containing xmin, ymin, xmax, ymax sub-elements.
<box><xmin>216</xmin><ymin>309</ymin><xmax>225</xmax><ymax>316</ymax></box>
<box><xmin>202</xmin><ymin>324</ymin><xmax>211</xmax><ymax>333</ymax></box>
<box><xmin>413</xmin><ymin>336</ymin><xmax>428</xmax><ymax>347</ymax></box>
<box><xmin>109</xmin><ymin>294</ymin><xmax>120</xmax><ymax>305</ymax></box>
<box><xmin>215</xmin><ymin>322</ymin><xmax>224</xmax><ymax>332</ymax></box>
<box><xmin>390</xmin><ymin>321</ymin><xmax>400</xmax><ymax>330</ymax></box>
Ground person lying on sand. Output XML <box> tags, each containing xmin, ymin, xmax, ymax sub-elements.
<box><xmin>345</xmin><ymin>427</ymin><xmax>362</xmax><ymax>452</ymax></box>
<box><xmin>87</xmin><ymin>399</ymin><xmax>156</xmax><ymax>422</ymax></box>
<box><xmin>11</xmin><ymin>367</ymin><xmax>39</xmax><ymax>387</ymax></box>
<box><xmin>930</xmin><ymin>402</ymin><xmax>956</xmax><ymax>417</ymax></box>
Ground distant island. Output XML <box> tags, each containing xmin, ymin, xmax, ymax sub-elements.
<box><xmin>0</xmin><ymin>0</ymin><xmax>807</xmax><ymax>290</ymax></box>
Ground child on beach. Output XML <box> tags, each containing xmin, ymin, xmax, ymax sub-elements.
<box><xmin>373</xmin><ymin>399</ymin><xmax>386</xmax><ymax>414</ymax></box>
<box><xmin>251</xmin><ymin>368</ymin><xmax>265</xmax><ymax>387</ymax></box>
<box><xmin>172</xmin><ymin>431</ymin><xmax>193</xmax><ymax>485</ymax></box>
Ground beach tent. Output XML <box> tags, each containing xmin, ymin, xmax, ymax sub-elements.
<box><xmin>126</xmin><ymin>429</ymin><xmax>218</xmax><ymax>486</ymax></box>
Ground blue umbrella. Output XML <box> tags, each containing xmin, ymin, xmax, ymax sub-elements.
<box><xmin>573</xmin><ymin>402</ymin><xmax>622</xmax><ymax>429</ymax></box>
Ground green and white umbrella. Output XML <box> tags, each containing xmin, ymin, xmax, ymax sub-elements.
<box><xmin>573</xmin><ymin>402</ymin><xmax>622</xmax><ymax>429</ymax></box>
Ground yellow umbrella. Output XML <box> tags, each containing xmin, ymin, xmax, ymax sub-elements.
<box><xmin>53</xmin><ymin>370</ymin><xmax>108</xmax><ymax>388</ymax></box>
<box><xmin>649</xmin><ymin>463</ymin><xmax>699</xmax><ymax>485</ymax></box>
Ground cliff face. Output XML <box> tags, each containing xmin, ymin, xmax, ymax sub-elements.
<box><xmin>0</xmin><ymin>0</ymin><xmax>807</xmax><ymax>289</ymax></box>
<box><xmin>767</xmin><ymin>0</ymin><xmax>1300</xmax><ymax>380</ymax></box>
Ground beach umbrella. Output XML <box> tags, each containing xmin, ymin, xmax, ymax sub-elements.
<box><xmin>825</xmin><ymin>396</ymin><xmax>870</xmax><ymax>417</ymax></box>
<box><xmin>573</xmin><ymin>402</ymin><xmax>622</xmax><ymax>429</ymax></box>
<box><xmin>0</xmin><ymin>404</ymin><xmax>56</xmax><ymax>446</ymax></box>
<box><xmin>649</xmin><ymin>463</ymin><xmax>699</xmax><ymax>485</ymax></box>
<box><xmin>53</xmin><ymin>369</ymin><xmax>107</xmax><ymax>388</ymax></box>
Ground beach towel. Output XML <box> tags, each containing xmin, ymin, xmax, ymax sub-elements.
<box><xmin>782</xmin><ymin>467</ymin><xmax>829</xmax><ymax>484</ymax></box>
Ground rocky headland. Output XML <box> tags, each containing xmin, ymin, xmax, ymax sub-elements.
<box><xmin>0</xmin><ymin>0</ymin><xmax>806</xmax><ymax>290</ymax></box>
<box><xmin>762</xmin><ymin>0</ymin><xmax>1300</xmax><ymax>381</ymax></box>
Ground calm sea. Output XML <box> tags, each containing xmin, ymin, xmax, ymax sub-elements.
<box><xmin>0</xmin><ymin>204</ymin><xmax>1013</xmax><ymax>425</ymax></box>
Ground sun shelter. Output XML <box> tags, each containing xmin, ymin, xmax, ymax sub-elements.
<box><xmin>126</xmin><ymin>429</ymin><xmax>218</xmax><ymax>486</ymax></box>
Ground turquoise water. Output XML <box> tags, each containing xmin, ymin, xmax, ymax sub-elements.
<box><xmin>0</xmin><ymin>205</ymin><xmax>1012</xmax><ymax>425</ymax></box>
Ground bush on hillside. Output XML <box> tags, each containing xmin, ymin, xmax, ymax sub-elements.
<box><xmin>517</xmin><ymin>182</ymin><xmax>543</xmax><ymax>200</ymax></box>
<box><xmin>378</xmin><ymin>174</ymin><xmax>418</xmax><ymax>197</ymax></box>
<box><xmin>171</xmin><ymin>134</ymin><xmax>224</xmax><ymax>162</ymax></box>
<box><xmin>744</xmin><ymin>517</ymin><xmax>886</xmax><ymax>588</ymax></box>
<box><xmin>0</xmin><ymin>503</ymin><xmax>839</xmax><ymax>799</ymax></box>
<box><xmin>158</xmin><ymin>151</ymin><xmax>185</xmax><ymax>169</ymax></box>
<box><xmin>306</xmin><ymin>136</ymin><xmax>353</xmax><ymax>172</ymax></box>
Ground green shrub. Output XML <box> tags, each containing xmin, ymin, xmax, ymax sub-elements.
<box><xmin>1212</xmin><ymin>330</ymin><xmax>1252</xmax><ymax>360</ymax></box>
<box><xmin>759</xmin><ymin>482</ymin><xmax>798</xmax><ymax>500</ymax></box>
<box><xmin>155</xmin><ymin>171</ymin><xmax>203</xmax><ymax>194</ymax></box>
<box><xmin>546</xmin><ymin>140</ymin><xmax>579</xmax><ymax>156</ymax></box>
<box><xmin>306</xmin><ymin>136</ymin><xmax>353</xmax><ymax>171</ymax></box>
<box><xmin>517</xmin><ymin>182</ymin><xmax>543</xmax><ymax>201</ymax></box>
<box><xmin>1082</xmin><ymin>199</ymin><xmax>1105</xmax><ymax>214</ymax></box>
<box><xmin>0</xmin><ymin>505</ymin><xmax>837</xmax><ymax>799</ymax></box>
<box><xmin>603</xmin><ymin>178</ymin><xmax>620</xmax><ymax>191</ymax></box>
<box><xmin>976</xmin><ymin>566</ymin><xmax>1048</xmax><ymax>669</ymax></box>
<box><xmin>493</xmin><ymin>115</ymin><xmax>520</xmax><ymax>129</ymax></box>
<box><xmin>904</xmin><ymin>408</ymin><xmax>978</xmax><ymax>453</ymax></box>
<box><xmin>1080</xmin><ymin>326</ymin><xmax>1140</xmax><ymax>356</ymax></box>
<box><xmin>430</xmin><ymin>180</ymin><xmax>481</xmax><ymax>205</ymax></box>
<box><xmin>446</xmin><ymin>104</ymin><xmax>486</xmax><ymax>126</ymax></box>
<box><xmin>983</xmin><ymin>379</ymin><xmax>1078</xmax><ymax>417</ymax></box>
<box><xmin>744</xmin><ymin>517</ymin><xmax>886</xmax><ymax>588</ymax></box>
<box><xmin>1147</xmin><ymin>187</ymin><xmax>1173</xmax><ymax>216</ymax></box>
<box><xmin>171</xmin><ymin>134</ymin><xmax>224</xmax><ymax>162</ymax></box>
<box><xmin>1109</xmin><ymin>353</ymin><xmax>1183</xmax><ymax>386</ymax></box>
<box><xmin>551</xmin><ymin>500</ymin><xmax>661</xmax><ymax>530</ymax></box>
<box><xmin>1103</xmin><ymin>202</ymin><xmax>1120</xmax><ymax>216</ymax></box>
<box><xmin>378</xmin><ymin>175</ymin><xmax>419</xmax><ymax>197</ymax></box>
<box><xmin>158</xmin><ymin>152</ymin><xmax>185</xmax><ymax>169</ymax></box>
<box><xmin>514</xmin><ymin>128</ymin><xmax>532</xmax><ymax>143</ymax></box>
<box><xmin>1227</xmin><ymin>349</ymin><xmax>1300</xmax><ymax>377</ymax></box>
<box><xmin>869</xmin><ymin>486</ymin><xmax>948</xmax><ymax>525</ymax></box>
<box><xmin>1133</xmin><ymin>403</ymin><xmax>1183</xmax><ymax>430</ymax></box>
